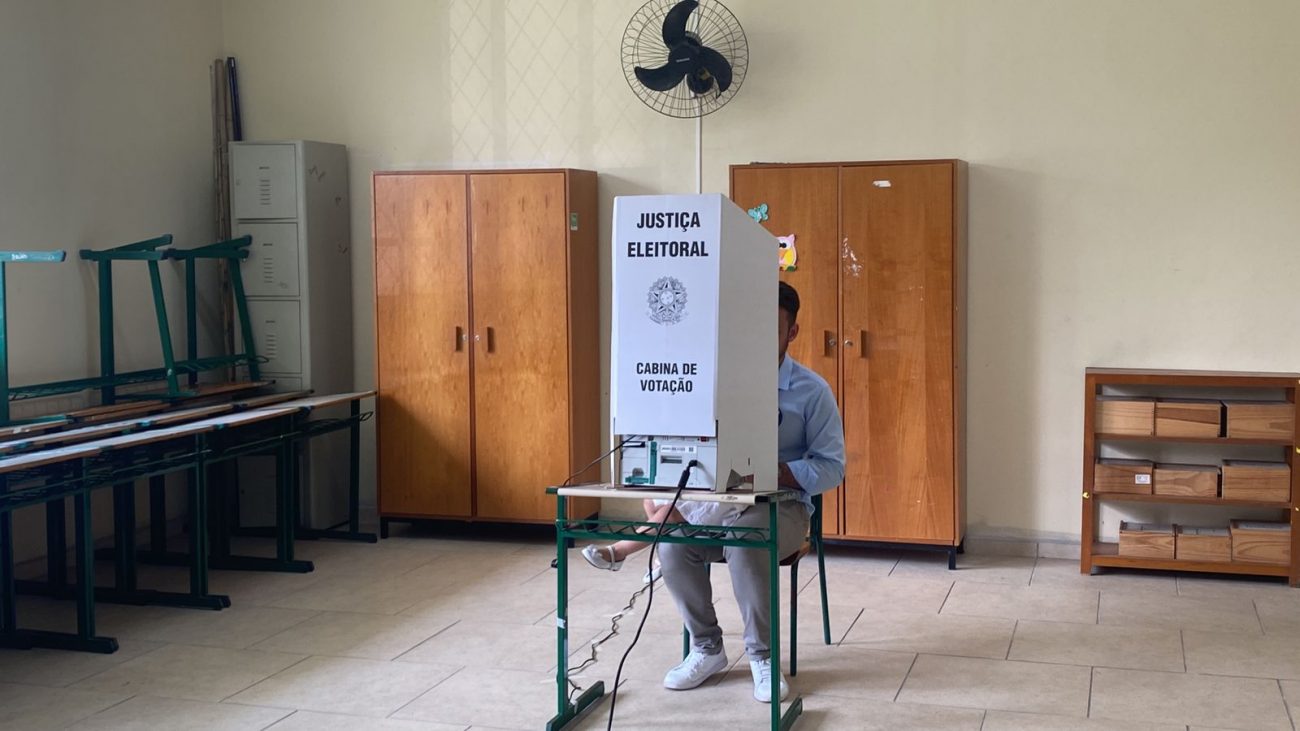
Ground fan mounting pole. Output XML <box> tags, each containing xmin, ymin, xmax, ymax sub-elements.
<box><xmin>695</xmin><ymin>115</ymin><xmax>702</xmax><ymax>194</ymax></box>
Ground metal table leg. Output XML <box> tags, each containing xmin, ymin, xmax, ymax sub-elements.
<box><xmin>287</xmin><ymin>403</ymin><xmax>377</xmax><ymax>544</ymax></box>
<box><xmin>112</xmin><ymin>482</ymin><xmax>137</xmax><ymax>592</ymax></box>
<box><xmin>7</xmin><ymin>463</ymin><xmax>118</xmax><ymax>653</ymax></box>
<box><xmin>547</xmin><ymin>494</ymin><xmax>604</xmax><ymax>730</ymax></box>
<box><xmin>769</xmin><ymin>501</ymin><xmax>802</xmax><ymax>731</ymax></box>
<box><xmin>45</xmin><ymin>499</ymin><xmax>66</xmax><ymax>591</ymax></box>
<box><xmin>148</xmin><ymin>474</ymin><xmax>167</xmax><ymax>556</ymax></box>
<box><xmin>208</xmin><ymin>426</ymin><xmax>312</xmax><ymax>573</ymax></box>
<box><xmin>188</xmin><ymin>437</ymin><xmax>210</xmax><ymax>599</ymax></box>
<box><xmin>0</xmin><ymin>484</ymin><xmax>16</xmax><ymax>636</ymax></box>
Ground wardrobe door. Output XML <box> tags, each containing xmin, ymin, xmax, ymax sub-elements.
<box><xmin>731</xmin><ymin>165</ymin><xmax>844</xmax><ymax>535</ymax></box>
<box><xmin>840</xmin><ymin>163</ymin><xmax>956</xmax><ymax>543</ymax></box>
<box><xmin>373</xmin><ymin>173</ymin><xmax>473</xmax><ymax>518</ymax></box>
<box><xmin>469</xmin><ymin>172</ymin><xmax>572</xmax><ymax>521</ymax></box>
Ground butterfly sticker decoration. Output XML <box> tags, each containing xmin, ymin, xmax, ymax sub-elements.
<box><xmin>777</xmin><ymin>234</ymin><xmax>797</xmax><ymax>271</ymax></box>
<box><xmin>747</xmin><ymin>203</ymin><xmax>769</xmax><ymax>223</ymax></box>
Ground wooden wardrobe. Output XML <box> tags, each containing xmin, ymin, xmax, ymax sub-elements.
<box><xmin>731</xmin><ymin>160</ymin><xmax>967</xmax><ymax>555</ymax></box>
<box><xmin>372</xmin><ymin>169</ymin><xmax>600</xmax><ymax>531</ymax></box>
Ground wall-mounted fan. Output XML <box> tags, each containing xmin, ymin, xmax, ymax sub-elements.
<box><xmin>622</xmin><ymin>0</ymin><xmax>748</xmax><ymax>118</ymax></box>
<box><xmin>622</xmin><ymin>0</ymin><xmax>749</xmax><ymax>191</ymax></box>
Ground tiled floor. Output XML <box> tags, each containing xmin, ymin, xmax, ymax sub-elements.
<box><xmin>3</xmin><ymin>531</ymin><xmax>1299</xmax><ymax>730</ymax></box>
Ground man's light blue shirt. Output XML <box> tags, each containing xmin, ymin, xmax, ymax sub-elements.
<box><xmin>778</xmin><ymin>355</ymin><xmax>846</xmax><ymax>514</ymax></box>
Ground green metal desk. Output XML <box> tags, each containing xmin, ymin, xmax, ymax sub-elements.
<box><xmin>547</xmin><ymin>485</ymin><xmax>803</xmax><ymax>731</ymax></box>
<box><xmin>0</xmin><ymin>392</ymin><xmax>375</xmax><ymax>652</ymax></box>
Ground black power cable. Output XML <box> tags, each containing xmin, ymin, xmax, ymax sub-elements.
<box><xmin>605</xmin><ymin>459</ymin><xmax>698</xmax><ymax>730</ymax></box>
<box><xmin>562</xmin><ymin>436</ymin><xmax>633</xmax><ymax>487</ymax></box>
<box><xmin>551</xmin><ymin>437</ymin><xmax>635</xmax><ymax>571</ymax></box>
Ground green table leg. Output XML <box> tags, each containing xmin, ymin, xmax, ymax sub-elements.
<box><xmin>148</xmin><ymin>474</ymin><xmax>167</xmax><ymax>556</ymax></box>
<box><xmin>769</xmin><ymin>501</ymin><xmax>804</xmax><ymax>731</ymax></box>
<box><xmin>547</xmin><ymin>494</ymin><xmax>604</xmax><ymax>730</ymax></box>
<box><xmin>74</xmin><ymin>489</ymin><xmax>95</xmax><ymax>639</ymax></box>
<box><xmin>0</xmin><ymin>485</ymin><xmax>14</xmax><ymax>633</ymax></box>
<box><xmin>278</xmin><ymin>433</ymin><xmax>293</xmax><ymax>562</ymax></box>
<box><xmin>45</xmin><ymin>500</ymin><xmax>67</xmax><ymax>590</ymax></box>
<box><xmin>64</xmin><ymin>459</ymin><xmax>116</xmax><ymax>653</ymax></box>
<box><xmin>112</xmin><ymin>482</ymin><xmax>137</xmax><ymax>591</ymax></box>
<box><xmin>348</xmin><ymin>401</ymin><xmax>361</xmax><ymax>535</ymax></box>
<box><xmin>816</xmin><ymin>535</ymin><xmax>831</xmax><ymax>645</ymax></box>
<box><xmin>207</xmin><ymin>424</ymin><xmax>312</xmax><ymax>574</ymax></box>
<box><xmin>769</xmin><ymin>501</ymin><xmax>780</xmax><ymax>730</ymax></box>
<box><xmin>555</xmin><ymin>494</ymin><xmax>569</xmax><ymax>717</ymax></box>
<box><xmin>189</xmin><ymin>436</ymin><xmax>210</xmax><ymax>598</ymax></box>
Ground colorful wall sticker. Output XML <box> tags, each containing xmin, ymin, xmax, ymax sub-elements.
<box><xmin>747</xmin><ymin>203</ymin><xmax>769</xmax><ymax>223</ymax></box>
<box><xmin>777</xmin><ymin>234</ymin><xmax>797</xmax><ymax>271</ymax></box>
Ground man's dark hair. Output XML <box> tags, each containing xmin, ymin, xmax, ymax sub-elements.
<box><xmin>778</xmin><ymin>281</ymin><xmax>800</xmax><ymax>323</ymax></box>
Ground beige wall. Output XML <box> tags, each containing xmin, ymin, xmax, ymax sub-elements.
<box><xmin>1</xmin><ymin>0</ymin><xmax>224</xmax><ymax>561</ymax></box>
<box><xmin>221</xmin><ymin>0</ymin><xmax>1300</xmax><ymax>542</ymax></box>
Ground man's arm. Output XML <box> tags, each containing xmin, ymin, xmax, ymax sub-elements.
<box><xmin>780</xmin><ymin>387</ymin><xmax>846</xmax><ymax>495</ymax></box>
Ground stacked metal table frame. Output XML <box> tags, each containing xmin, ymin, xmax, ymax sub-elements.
<box><xmin>0</xmin><ymin>390</ymin><xmax>375</xmax><ymax>654</ymax></box>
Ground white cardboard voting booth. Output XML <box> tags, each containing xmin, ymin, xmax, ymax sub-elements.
<box><xmin>611</xmin><ymin>193</ymin><xmax>777</xmax><ymax>492</ymax></box>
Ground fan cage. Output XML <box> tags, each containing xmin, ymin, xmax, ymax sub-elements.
<box><xmin>621</xmin><ymin>0</ymin><xmax>749</xmax><ymax>119</ymax></box>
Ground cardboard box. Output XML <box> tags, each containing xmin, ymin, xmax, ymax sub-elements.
<box><xmin>1095</xmin><ymin>459</ymin><xmax>1154</xmax><ymax>495</ymax></box>
<box><xmin>1155</xmin><ymin>399</ymin><xmax>1222</xmax><ymax>438</ymax></box>
<box><xmin>1119</xmin><ymin>522</ymin><xmax>1175</xmax><ymax>559</ymax></box>
<box><xmin>1097</xmin><ymin>397</ymin><xmax>1155</xmax><ymax>436</ymax></box>
<box><xmin>1154</xmin><ymin>463</ymin><xmax>1219</xmax><ymax>498</ymax></box>
<box><xmin>1225</xmin><ymin>401</ymin><xmax>1295</xmax><ymax>440</ymax></box>
<box><xmin>1175</xmin><ymin>525</ymin><xmax>1231</xmax><ymax>562</ymax></box>
<box><xmin>1221</xmin><ymin>461</ymin><xmax>1290</xmax><ymax>503</ymax></box>
<box><xmin>1230</xmin><ymin>520</ymin><xmax>1291</xmax><ymax>565</ymax></box>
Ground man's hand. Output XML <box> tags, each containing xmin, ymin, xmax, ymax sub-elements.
<box><xmin>777</xmin><ymin>462</ymin><xmax>802</xmax><ymax>490</ymax></box>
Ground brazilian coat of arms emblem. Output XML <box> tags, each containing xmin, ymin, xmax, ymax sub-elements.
<box><xmin>646</xmin><ymin>276</ymin><xmax>687</xmax><ymax>325</ymax></box>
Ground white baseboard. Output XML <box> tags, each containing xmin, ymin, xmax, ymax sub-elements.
<box><xmin>963</xmin><ymin>535</ymin><xmax>1081</xmax><ymax>560</ymax></box>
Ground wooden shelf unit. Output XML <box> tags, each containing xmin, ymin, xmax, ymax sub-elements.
<box><xmin>1090</xmin><ymin>542</ymin><xmax>1291</xmax><ymax>578</ymax></box>
<box><xmin>1096</xmin><ymin>433</ymin><xmax>1292</xmax><ymax>447</ymax></box>
<box><xmin>1081</xmin><ymin>368</ymin><xmax>1300</xmax><ymax>587</ymax></box>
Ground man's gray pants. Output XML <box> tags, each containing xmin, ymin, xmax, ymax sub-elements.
<box><xmin>659</xmin><ymin>502</ymin><xmax>808</xmax><ymax>661</ymax></box>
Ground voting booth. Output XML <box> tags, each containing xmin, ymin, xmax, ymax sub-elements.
<box><xmin>611</xmin><ymin>193</ymin><xmax>777</xmax><ymax>492</ymax></box>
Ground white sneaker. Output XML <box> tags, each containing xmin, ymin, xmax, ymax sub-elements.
<box><xmin>663</xmin><ymin>648</ymin><xmax>728</xmax><ymax>690</ymax></box>
<box><xmin>750</xmin><ymin>658</ymin><xmax>789</xmax><ymax>703</ymax></box>
<box><xmin>642</xmin><ymin>562</ymin><xmax>662</xmax><ymax>585</ymax></box>
<box><xmin>581</xmin><ymin>544</ymin><xmax>622</xmax><ymax>572</ymax></box>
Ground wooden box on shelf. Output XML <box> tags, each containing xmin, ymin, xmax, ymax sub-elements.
<box><xmin>1230</xmin><ymin>520</ymin><xmax>1291</xmax><ymax>565</ymax></box>
<box><xmin>1119</xmin><ymin>522</ymin><xmax>1175</xmax><ymax>559</ymax></box>
<box><xmin>1153</xmin><ymin>463</ymin><xmax>1219</xmax><ymax>498</ymax></box>
<box><xmin>1095</xmin><ymin>458</ymin><xmax>1154</xmax><ymax>494</ymax></box>
<box><xmin>1097</xmin><ymin>397</ymin><xmax>1154</xmax><ymax>436</ymax></box>
<box><xmin>1225</xmin><ymin>401</ymin><xmax>1295</xmax><ymax>439</ymax></box>
<box><xmin>1175</xmin><ymin>526</ymin><xmax>1231</xmax><ymax>562</ymax></box>
<box><xmin>1155</xmin><ymin>399</ymin><xmax>1221</xmax><ymax>438</ymax></box>
<box><xmin>1221</xmin><ymin>461</ymin><xmax>1291</xmax><ymax>502</ymax></box>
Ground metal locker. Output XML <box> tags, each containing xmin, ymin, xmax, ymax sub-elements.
<box><xmin>247</xmin><ymin>299</ymin><xmax>303</xmax><ymax>374</ymax></box>
<box><xmin>231</xmin><ymin>140</ymin><xmax>353</xmax><ymax>530</ymax></box>
<box><xmin>236</xmin><ymin>222</ymin><xmax>301</xmax><ymax>297</ymax></box>
<box><xmin>231</xmin><ymin>144</ymin><xmax>298</xmax><ymax>219</ymax></box>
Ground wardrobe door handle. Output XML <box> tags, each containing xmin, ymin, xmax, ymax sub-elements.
<box><xmin>824</xmin><ymin>330</ymin><xmax>836</xmax><ymax>358</ymax></box>
<box><xmin>455</xmin><ymin>326</ymin><xmax>465</xmax><ymax>352</ymax></box>
<box><xmin>843</xmin><ymin>331</ymin><xmax>869</xmax><ymax>357</ymax></box>
<box><xmin>486</xmin><ymin>326</ymin><xmax>496</xmax><ymax>353</ymax></box>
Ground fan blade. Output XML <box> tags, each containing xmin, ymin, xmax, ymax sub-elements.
<box><xmin>635</xmin><ymin>62</ymin><xmax>688</xmax><ymax>92</ymax></box>
<box><xmin>661</xmin><ymin>0</ymin><xmax>697</xmax><ymax>47</ymax></box>
<box><xmin>696</xmin><ymin>46</ymin><xmax>733</xmax><ymax>94</ymax></box>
